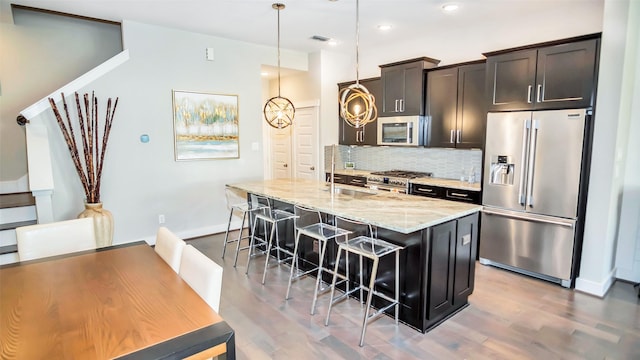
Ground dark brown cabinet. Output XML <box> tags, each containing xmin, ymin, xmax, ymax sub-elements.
<box><xmin>379</xmin><ymin>57</ymin><xmax>439</xmax><ymax>117</ymax></box>
<box><xmin>338</xmin><ymin>78</ymin><xmax>381</xmax><ymax>146</ymax></box>
<box><xmin>426</xmin><ymin>62</ymin><xmax>486</xmax><ymax>149</ymax></box>
<box><xmin>410</xmin><ymin>183</ymin><xmax>481</xmax><ymax>205</ymax></box>
<box><xmin>325</xmin><ymin>173</ymin><xmax>367</xmax><ymax>188</ymax></box>
<box><xmin>486</xmin><ymin>38</ymin><xmax>598</xmax><ymax>111</ymax></box>
<box><xmin>425</xmin><ymin>213</ymin><xmax>478</xmax><ymax>327</ymax></box>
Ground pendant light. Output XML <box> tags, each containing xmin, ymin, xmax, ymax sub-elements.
<box><xmin>263</xmin><ymin>3</ymin><xmax>295</xmax><ymax>129</ymax></box>
<box><xmin>339</xmin><ymin>0</ymin><xmax>377</xmax><ymax>128</ymax></box>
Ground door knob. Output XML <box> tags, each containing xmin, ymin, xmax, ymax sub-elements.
<box><xmin>310</xmin><ymin>166</ymin><xmax>315</xmax><ymax>170</ymax></box>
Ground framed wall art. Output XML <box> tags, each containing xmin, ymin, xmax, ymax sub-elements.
<box><xmin>172</xmin><ymin>90</ymin><xmax>239</xmax><ymax>160</ymax></box>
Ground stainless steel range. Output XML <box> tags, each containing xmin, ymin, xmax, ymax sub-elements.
<box><xmin>367</xmin><ymin>170</ymin><xmax>433</xmax><ymax>193</ymax></box>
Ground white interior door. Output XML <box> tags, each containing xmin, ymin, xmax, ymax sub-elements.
<box><xmin>293</xmin><ymin>106</ymin><xmax>319</xmax><ymax>179</ymax></box>
<box><xmin>271</xmin><ymin>126</ymin><xmax>292</xmax><ymax>179</ymax></box>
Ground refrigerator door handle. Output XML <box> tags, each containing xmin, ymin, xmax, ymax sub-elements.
<box><xmin>482</xmin><ymin>208</ymin><xmax>575</xmax><ymax>228</ymax></box>
<box><xmin>527</xmin><ymin>119</ymin><xmax>539</xmax><ymax>207</ymax></box>
<box><xmin>518</xmin><ymin>119</ymin><xmax>531</xmax><ymax>205</ymax></box>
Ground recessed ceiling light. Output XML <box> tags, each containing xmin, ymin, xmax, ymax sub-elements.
<box><xmin>441</xmin><ymin>3</ymin><xmax>460</xmax><ymax>13</ymax></box>
<box><xmin>327</xmin><ymin>39</ymin><xmax>338</xmax><ymax>46</ymax></box>
<box><xmin>377</xmin><ymin>24</ymin><xmax>392</xmax><ymax>31</ymax></box>
<box><xmin>261</xmin><ymin>71</ymin><xmax>269</xmax><ymax>77</ymax></box>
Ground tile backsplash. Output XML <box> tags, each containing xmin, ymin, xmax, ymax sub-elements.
<box><xmin>325</xmin><ymin>145</ymin><xmax>482</xmax><ymax>182</ymax></box>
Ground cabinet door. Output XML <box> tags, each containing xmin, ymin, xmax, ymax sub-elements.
<box><xmin>534</xmin><ymin>39</ymin><xmax>597</xmax><ymax>109</ymax></box>
<box><xmin>338</xmin><ymin>79</ymin><xmax>380</xmax><ymax>145</ymax></box>
<box><xmin>402</xmin><ymin>64</ymin><xmax>425</xmax><ymax>115</ymax></box>
<box><xmin>381</xmin><ymin>66</ymin><xmax>405</xmax><ymax>116</ymax></box>
<box><xmin>361</xmin><ymin>78</ymin><xmax>381</xmax><ymax>145</ymax></box>
<box><xmin>453</xmin><ymin>213</ymin><xmax>478</xmax><ymax>307</ymax></box>
<box><xmin>486</xmin><ymin>49</ymin><xmax>537</xmax><ymax>111</ymax></box>
<box><xmin>426</xmin><ymin>68</ymin><xmax>458</xmax><ymax>148</ymax></box>
<box><xmin>426</xmin><ymin>221</ymin><xmax>455</xmax><ymax>321</ymax></box>
<box><xmin>456</xmin><ymin>63</ymin><xmax>486</xmax><ymax>149</ymax></box>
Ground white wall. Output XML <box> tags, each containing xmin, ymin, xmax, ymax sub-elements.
<box><xmin>577</xmin><ymin>0</ymin><xmax>639</xmax><ymax>295</ymax></box>
<box><xmin>31</xmin><ymin>20</ymin><xmax>307</xmax><ymax>244</ymax></box>
<box><xmin>614</xmin><ymin>0</ymin><xmax>640</xmax><ymax>282</ymax></box>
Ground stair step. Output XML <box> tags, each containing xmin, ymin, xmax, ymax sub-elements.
<box><xmin>0</xmin><ymin>192</ymin><xmax>35</xmax><ymax>209</ymax></box>
<box><xmin>0</xmin><ymin>205</ymin><xmax>36</xmax><ymax>224</ymax></box>
<box><xmin>0</xmin><ymin>244</ymin><xmax>17</xmax><ymax>255</ymax></box>
<box><xmin>0</xmin><ymin>219</ymin><xmax>37</xmax><ymax>231</ymax></box>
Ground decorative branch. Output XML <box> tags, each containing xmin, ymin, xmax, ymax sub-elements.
<box><xmin>49</xmin><ymin>91</ymin><xmax>118</xmax><ymax>204</ymax></box>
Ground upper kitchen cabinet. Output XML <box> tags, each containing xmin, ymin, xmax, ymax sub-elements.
<box><xmin>426</xmin><ymin>61</ymin><xmax>486</xmax><ymax>149</ymax></box>
<box><xmin>485</xmin><ymin>35</ymin><xmax>599</xmax><ymax>111</ymax></box>
<box><xmin>379</xmin><ymin>57</ymin><xmax>439</xmax><ymax>117</ymax></box>
<box><xmin>337</xmin><ymin>77</ymin><xmax>381</xmax><ymax>146</ymax></box>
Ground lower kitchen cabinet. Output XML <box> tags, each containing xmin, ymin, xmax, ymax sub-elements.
<box><xmin>325</xmin><ymin>173</ymin><xmax>367</xmax><ymax>187</ymax></box>
<box><xmin>410</xmin><ymin>183</ymin><xmax>481</xmax><ymax>205</ymax></box>
<box><xmin>426</xmin><ymin>213</ymin><xmax>478</xmax><ymax>328</ymax></box>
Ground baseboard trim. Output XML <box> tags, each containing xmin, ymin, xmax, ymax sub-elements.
<box><xmin>575</xmin><ymin>268</ymin><xmax>617</xmax><ymax>297</ymax></box>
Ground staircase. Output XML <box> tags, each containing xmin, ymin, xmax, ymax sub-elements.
<box><xmin>0</xmin><ymin>192</ymin><xmax>37</xmax><ymax>264</ymax></box>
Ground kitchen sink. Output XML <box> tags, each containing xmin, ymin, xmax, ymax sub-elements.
<box><xmin>325</xmin><ymin>186</ymin><xmax>376</xmax><ymax>198</ymax></box>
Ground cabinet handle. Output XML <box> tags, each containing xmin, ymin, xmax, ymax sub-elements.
<box><xmin>527</xmin><ymin>85</ymin><xmax>533</xmax><ymax>103</ymax></box>
<box><xmin>417</xmin><ymin>188</ymin><xmax>433</xmax><ymax>192</ymax></box>
<box><xmin>399</xmin><ymin>99</ymin><xmax>405</xmax><ymax>112</ymax></box>
<box><xmin>360</xmin><ymin>130</ymin><xmax>364</xmax><ymax>142</ymax></box>
<box><xmin>283</xmin><ymin>164</ymin><xmax>288</xmax><ymax>168</ymax></box>
<box><xmin>351</xmin><ymin>179</ymin><xmax>364</xmax><ymax>183</ymax></box>
<box><xmin>456</xmin><ymin>129</ymin><xmax>461</xmax><ymax>143</ymax></box>
<box><xmin>310</xmin><ymin>166</ymin><xmax>315</xmax><ymax>170</ymax></box>
<box><xmin>394</xmin><ymin>99</ymin><xmax>399</xmax><ymax>112</ymax></box>
<box><xmin>450</xmin><ymin>192</ymin><xmax>468</xmax><ymax>197</ymax></box>
<box><xmin>450</xmin><ymin>129</ymin><xmax>455</xmax><ymax>143</ymax></box>
<box><xmin>536</xmin><ymin>84</ymin><xmax>542</xmax><ymax>103</ymax></box>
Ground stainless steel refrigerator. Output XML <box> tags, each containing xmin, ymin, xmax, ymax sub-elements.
<box><xmin>480</xmin><ymin>108</ymin><xmax>591</xmax><ymax>287</ymax></box>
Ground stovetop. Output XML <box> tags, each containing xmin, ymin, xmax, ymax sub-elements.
<box><xmin>369</xmin><ymin>170</ymin><xmax>433</xmax><ymax>179</ymax></box>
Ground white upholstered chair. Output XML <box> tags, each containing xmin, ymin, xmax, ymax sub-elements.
<box><xmin>154</xmin><ymin>226</ymin><xmax>186</xmax><ymax>273</ymax></box>
<box><xmin>16</xmin><ymin>218</ymin><xmax>96</xmax><ymax>261</ymax></box>
<box><xmin>179</xmin><ymin>245</ymin><xmax>224</xmax><ymax>313</ymax></box>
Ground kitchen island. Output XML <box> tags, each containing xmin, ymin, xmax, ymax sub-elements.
<box><xmin>227</xmin><ymin>179</ymin><xmax>482</xmax><ymax>333</ymax></box>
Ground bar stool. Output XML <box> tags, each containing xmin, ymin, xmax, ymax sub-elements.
<box><xmin>285</xmin><ymin>204</ymin><xmax>351</xmax><ymax>315</ymax></box>
<box><xmin>246</xmin><ymin>196</ymin><xmax>297</xmax><ymax>284</ymax></box>
<box><xmin>222</xmin><ymin>188</ymin><xmax>268</xmax><ymax>267</ymax></box>
<box><xmin>325</xmin><ymin>216</ymin><xmax>404</xmax><ymax>347</ymax></box>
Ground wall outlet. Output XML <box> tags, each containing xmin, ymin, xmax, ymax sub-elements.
<box><xmin>158</xmin><ymin>214</ymin><xmax>165</xmax><ymax>224</ymax></box>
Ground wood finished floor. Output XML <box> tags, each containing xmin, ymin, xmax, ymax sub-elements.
<box><xmin>188</xmin><ymin>231</ymin><xmax>640</xmax><ymax>360</ymax></box>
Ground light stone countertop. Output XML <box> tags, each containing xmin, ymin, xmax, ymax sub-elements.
<box><xmin>227</xmin><ymin>179</ymin><xmax>482</xmax><ymax>234</ymax></box>
<box><xmin>331</xmin><ymin>169</ymin><xmax>482</xmax><ymax>191</ymax></box>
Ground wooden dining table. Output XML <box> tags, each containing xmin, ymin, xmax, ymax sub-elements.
<box><xmin>0</xmin><ymin>241</ymin><xmax>235</xmax><ymax>359</ymax></box>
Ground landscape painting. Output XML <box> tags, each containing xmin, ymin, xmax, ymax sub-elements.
<box><xmin>172</xmin><ymin>90</ymin><xmax>239</xmax><ymax>160</ymax></box>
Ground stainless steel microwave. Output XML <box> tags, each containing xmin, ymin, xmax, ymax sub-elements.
<box><xmin>377</xmin><ymin>116</ymin><xmax>425</xmax><ymax>146</ymax></box>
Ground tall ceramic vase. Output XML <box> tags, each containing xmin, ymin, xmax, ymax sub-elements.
<box><xmin>78</xmin><ymin>202</ymin><xmax>114</xmax><ymax>248</ymax></box>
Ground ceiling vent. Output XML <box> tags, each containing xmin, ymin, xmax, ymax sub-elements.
<box><xmin>311</xmin><ymin>35</ymin><xmax>331</xmax><ymax>42</ymax></box>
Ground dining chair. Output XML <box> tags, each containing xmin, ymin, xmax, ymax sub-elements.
<box><xmin>16</xmin><ymin>217</ymin><xmax>97</xmax><ymax>261</ymax></box>
<box><xmin>154</xmin><ymin>226</ymin><xmax>186</xmax><ymax>273</ymax></box>
<box><xmin>179</xmin><ymin>245</ymin><xmax>224</xmax><ymax>313</ymax></box>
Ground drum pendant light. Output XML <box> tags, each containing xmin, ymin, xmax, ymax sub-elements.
<box><xmin>263</xmin><ymin>3</ymin><xmax>295</xmax><ymax>129</ymax></box>
<box><xmin>339</xmin><ymin>0</ymin><xmax>377</xmax><ymax>128</ymax></box>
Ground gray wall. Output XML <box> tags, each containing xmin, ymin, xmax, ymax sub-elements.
<box><xmin>0</xmin><ymin>7</ymin><xmax>122</xmax><ymax>181</ymax></box>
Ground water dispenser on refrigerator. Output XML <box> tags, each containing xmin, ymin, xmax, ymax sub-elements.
<box><xmin>489</xmin><ymin>155</ymin><xmax>514</xmax><ymax>185</ymax></box>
